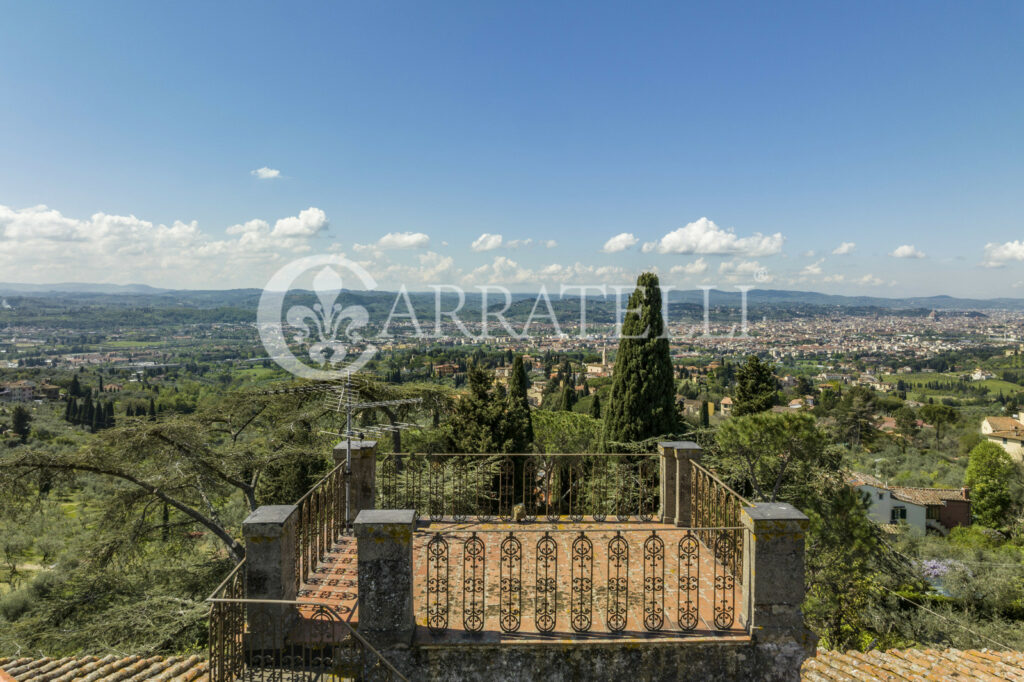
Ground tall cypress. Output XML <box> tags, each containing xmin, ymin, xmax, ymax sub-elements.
<box><xmin>589</xmin><ymin>392</ymin><xmax>602</xmax><ymax>419</ymax></box>
<box><xmin>601</xmin><ymin>272</ymin><xmax>677</xmax><ymax>449</ymax></box>
<box><xmin>506</xmin><ymin>355</ymin><xmax>534</xmax><ymax>450</ymax></box>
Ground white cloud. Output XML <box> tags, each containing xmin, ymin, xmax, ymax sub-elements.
<box><xmin>890</xmin><ymin>244</ymin><xmax>925</xmax><ymax>259</ymax></box>
<box><xmin>0</xmin><ymin>203</ymin><xmax>331</xmax><ymax>288</ymax></box>
<box><xmin>471</xmin><ymin>233</ymin><xmax>503</xmax><ymax>251</ymax></box>
<box><xmin>544</xmin><ymin>240</ymin><xmax>558</xmax><ymax>248</ymax></box>
<box><xmin>650</xmin><ymin>217</ymin><xmax>784</xmax><ymax>257</ymax></box>
<box><xmin>669</xmin><ymin>258</ymin><xmax>708</xmax><ymax>276</ymax></box>
<box><xmin>375</xmin><ymin>232</ymin><xmax>431</xmax><ymax>249</ymax></box>
<box><xmin>250</xmin><ymin>167</ymin><xmax>281</xmax><ymax>180</ymax></box>
<box><xmin>506</xmin><ymin>238</ymin><xmax>533</xmax><ymax>249</ymax></box>
<box><xmin>271</xmin><ymin>207</ymin><xmax>327</xmax><ymax>237</ymax></box>
<box><xmin>602</xmin><ymin>232</ymin><xmax>639</xmax><ymax>253</ymax></box>
<box><xmin>823</xmin><ymin>274</ymin><xmax>845</xmax><ymax>283</ymax></box>
<box><xmin>801</xmin><ymin>250</ymin><xmax>816</xmax><ymax>258</ymax></box>
<box><xmin>719</xmin><ymin>259</ymin><xmax>771</xmax><ymax>282</ymax></box>
<box><xmin>641</xmin><ymin>241</ymin><xmax>657</xmax><ymax>253</ymax></box>
<box><xmin>982</xmin><ymin>240</ymin><xmax>1024</xmax><ymax>268</ymax></box>
<box><xmin>832</xmin><ymin>241</ymin><xmax>856</xmax><ymax>255</ymax></box>
<box><xmin>461</xmin><ymin>257</ymin><xmax>629</xmax><ymax>286</ymax></box>
<box><xmin>801</xmin><ymin>258</ymin><xmax>825</xmax><ymax>276</ymax></box>
<box><xmin>858</xmin><ymin>274</ymin><xmax>884</xmax><ymax>286</ymax></box>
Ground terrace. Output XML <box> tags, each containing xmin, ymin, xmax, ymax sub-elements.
<box><xmin>208</xmin><ymin>442</ymin><xmax>814</xmax><ymax>681</ymax></box>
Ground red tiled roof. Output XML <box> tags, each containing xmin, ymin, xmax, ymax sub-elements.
<box><xmin>890</xmin><ymin>485</ymin><xmax>969</xmax><ymax>506</ymax></box>
<box><xmin>0</xmin><ymin>655</ymin><xmax>208</xmax><ymax>681</ymax></box>
<box><xmin>802</xmin><ymin>648</ymin><xmax>1024</xmax><ymax>680</ymax></box>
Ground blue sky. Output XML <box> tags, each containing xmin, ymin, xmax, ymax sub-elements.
<box><xmin>1</xmin><ymin>1</ymin><xmax>1022</xmax><ymax>296</ymax></box>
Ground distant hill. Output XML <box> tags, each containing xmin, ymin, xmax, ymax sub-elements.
<box><xmin>0</xmin><ymin>282</ymin><xmax>170</xmax><ymax>295</ymax></box>
<box><xmin>1</xmin><ymin>282</ymin><xmax>1023</xmax><ymax>313</ymax></box>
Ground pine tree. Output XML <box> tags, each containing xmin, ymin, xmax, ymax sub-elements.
<box><xmin>733</xmin><ymin>355</ymin><xmax>777</xmax><ymax>416</ymax></box>
<box><xmin>601</xmin><ymin>272</ymin><xmax>678</xmax><ymax>449</ymax></box>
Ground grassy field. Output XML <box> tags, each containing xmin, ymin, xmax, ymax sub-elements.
<box><xmin>883</xmin><ymin>373</ymin><xmax>1023</xmax><ymax>395</ymax></box>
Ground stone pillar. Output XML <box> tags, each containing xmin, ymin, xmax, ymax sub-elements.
<box><xmin>658</xmin><ymin>442</ymin><xmax>677</xmax><ymax>524</ymax></box>
<box><xmin>242</xmin><ymin>505</ymin><xmax>298</xmax><ymax>648</ymax></box>
<box><xmin>333</xmin><ymin>439</ymin><xmax>378</xmax><ymax>526</ymax></box>
<box><xmin>662</xmin><ymin>441</ymin><xmax>701</xmax><ymax>527</ymax></box>
<box><xmin>354</xmin><ymin>509</ymin><xmax>416</xmax><ymax>647</ymax></box>
<box><xmin>741</xmin><ymin>502</ymin><xmax>816</xmax><ymax>652</ymax></box>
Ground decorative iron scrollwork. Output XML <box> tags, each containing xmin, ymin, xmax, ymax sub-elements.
<box><xmin>713</xmin><ymin>530</ymin><xmax>736</xmax><ymax>630</ymax></box>
<box><xmin>643</xmin><ymin>530</ymin><xmax>664</xmax><ymax>631</ymax></box>
<box><xmin>426</xmin><ymin>533</ymin><xmax>449</xmax><ymax>634</ymax></box>
<box><xmin>677</xmin><ymin>531</ymin><xmax>700</xmax><ymax>631</ymax></box>
<box><xmin>607</xmin><ymin>531</ymin><xmax>629</xmax><ymax>632</ymax></box>
<box><xmin>499</xmin><ymin>532</ymin><xmax>522</xmax><ymax>633</ymax></box>
<box><xmin>535</xmin><ymin>532</ymin><xmax>558</xmax><ymax>632</ymax></box>
<box><xmin>570</xmin><ymin>531</ymin><xmax>593</xmax><ymax>632</ymax></box>
<box><xmin>462</xmin><ymin>533</ymin><xmax>485</xmax><ymax>632</ymax></box>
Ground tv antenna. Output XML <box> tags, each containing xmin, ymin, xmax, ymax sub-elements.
<box><xmin>318</xmin><ymin>372</ymin><xmax>422</xmax><ymax>531</ymax></box>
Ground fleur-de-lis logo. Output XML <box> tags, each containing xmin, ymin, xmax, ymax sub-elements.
<box><xmin>258</xmin><ymin>255</ymin><xmax>377</xmax><ymax>380</ymax></box>
<box><xmin>285</xmin><ymin>266</ymin><xmax>369</xmax><ymax>367</ymax></box>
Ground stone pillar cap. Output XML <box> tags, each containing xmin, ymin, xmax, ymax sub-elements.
<box><xmin>744</xmin><ymin>502</ymin><xmax>808</xmax><ymax>522</ymax></box>
<box><xmin>242</xmin><ymin>504</ymin><xmax>297</xmax><ymax>526</ymax></box>
<box><xmin>658</xmin><ymin>440</ymin><xmax>701</xmax><ymax>450</ymax></box>
<box><xmin>354</xmin><ymin>509</ymin><xmax>416</xmax><ymax>526</ymax></box>
<box><xmin>332</xmin><ymin>440</ymin><xmax>378</xmax><ymax>451</ymax></box>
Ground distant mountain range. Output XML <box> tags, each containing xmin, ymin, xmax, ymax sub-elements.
<box><xmin>0</xmin><ymin>282</ymin><xmax>170</xmax><ymax>295</ymax></box>
<box><xmin>1</xmin><ymin>282</ymin><xmax>1023</xmax><ymax>312</ymax></box>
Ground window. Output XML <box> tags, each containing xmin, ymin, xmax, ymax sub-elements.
<box><xmin>927</xmin><ymin>506</ymin><xmax>940</xmax><ymax>520</ymax></box>
<box><xmin>878</xmin><ymin>492</ymin><xmax>884</xmax><ymax>500</ymax></box>
<box><xmin>1004</xmin><ymin>438</ymin><xmax>1008</xmax><ymax>444</ymax></box>
<box><xmin>891</xmin><ymin>507</ymin><xmax>907</xmax><ymax>523</ymax></box>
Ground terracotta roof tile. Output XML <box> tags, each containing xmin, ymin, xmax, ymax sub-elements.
<box><xmin>0</xmin><ymin>656</ymin><xmax>207</xmax><ymax>682</ymax></box>
<box><xmin>804</xmin><ymin>648</ymin><xmax>1024</xmax><ymax>680</ymax></box>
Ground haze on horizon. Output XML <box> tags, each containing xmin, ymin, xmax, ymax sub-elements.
<box><xmin>0</xmin><ymin>2</ymin><xmax>1022</xmax><ymax>298</ymax></box>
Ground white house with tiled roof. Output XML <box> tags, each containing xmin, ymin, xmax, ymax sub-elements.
<box><xmin>981</xmin><ymin>415</ymin><xmax>1024</xmax><ymax>461</ymax></box>
<box><xmin>847</xmin><ymin>472</ymin><xmax>971</xmax><ymax>535</ymax></box>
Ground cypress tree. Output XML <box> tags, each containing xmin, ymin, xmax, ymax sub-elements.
<box><xmin>148</xmin><ymin>398</ymin><xmax>157</xmax><ymax>421</ymax></box>
<box><xmin>506</xmin><ymin>355</ymin><xmax>534</xmax><ymax>449</ymax></box>
<box><xmin>64</xmin><ymin>398</ymin><xmax>74</xmax><ymax>423</ymax></box>
<box><xmin>590</xmin><ymin>393</ymin><xmax>602</xmax><ymax>419</ymax></box>
<box><xmin>601</xmin><ymin>272</ymin><xmax>678</xmax><ymax>449</ymax></box>
<box><xmin>559</xmin><ymin>382</ymin><xmax>577</xmax><ymax>412</ymax></box>
<box><xmin>69</xmin><ymin>374</ymin><xmax>82</xmax><ymax>398</ymax></box>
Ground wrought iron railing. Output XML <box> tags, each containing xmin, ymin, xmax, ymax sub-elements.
<box><xmin>690</xmin><ymin>460</ymin><xmax>750</xmax><ymax>583</ymax></box>
<box><xmin>378</xmin><ymin>453</ymin><xmax>659</xmax><ymax>523</ymax></box>
<box><xmin>294</xmin><ymin>460</ymin><xmax>348</xmax><ymax>593</ymax></box>
<box><xmin>419</xmin><ymin>527</ymin><xmax>745</xmax><ymax>637</ymax></box>
<box><xmin>208</xmin><ymin>564</ymin><xmax>406</xmax><ymax>682</ymax></box>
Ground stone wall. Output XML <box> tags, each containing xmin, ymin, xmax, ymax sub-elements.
<box><xmin>382</xmin><ymin>638</ymin><xmax>809</xmax><ymax>682</ymax></box>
